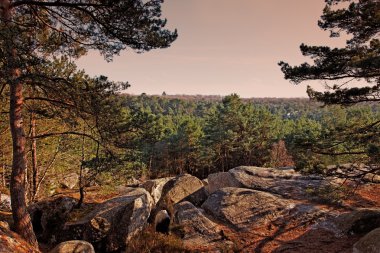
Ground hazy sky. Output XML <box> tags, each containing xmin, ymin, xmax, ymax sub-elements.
<box><xmin>76</xmin><ymin>0</ymin><xmax>349</xmax><ymax>98</ymax></box>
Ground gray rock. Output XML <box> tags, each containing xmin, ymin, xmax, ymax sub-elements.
<box><xmin>60</xmin><ymin>173</ymin><xmax>79</xmax><ymax>189</ymax></box>
<box><xmin>0</xmin><ymin>194</ymin><xmax>11</xmax><ymax>212</ymax></box>
<box><xmin>202</xmin><ymin>187</ymin><xmax>292</xmax><ymax>230</ymax></box>
<box><xmin>316</xmin><ymin>208</ymin><xmax>380</xmax><ymax>237</ymax></box>
<box><xmin>64</xmin><ymin>188</ymin><xmax>153</xmax><ymax>252</ymax></box>
<box><xmin>353</xmin><ymin>228</ymin><xmax>380</xmax><ymax>253</ymax></box>
<box><xmin>206</xmin><ymin>172</ymin><xmax>242</xmax><ymax>194</ymax></box>
<box><xmin>49</xmin><ymin>240</ymin><xmax>95</xmax><ymax>253</ymax></box>
<box><xmin>228</xmin><ymin>166</ymin><xmax>326</xmax><ymax>200</ymax></box>
<box><xmin>157</xmin><ymin>174</ymin><xmax>207</xmax><ymax>215</ymax></box>
<box><xmin>142</xmin><ymin>177</ymin><xmax>173</xmax><ymax>204</ymax></box>
<box><xmin>173</xmin><ymin>201</ymin><xmax>233</xmax><ymax>250</ymax></box>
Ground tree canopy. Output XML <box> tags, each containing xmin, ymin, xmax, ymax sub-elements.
<box><xmin>279</xmin><ymin>0</ymin><xmax>380</xmax><ymax>105</ymax></box>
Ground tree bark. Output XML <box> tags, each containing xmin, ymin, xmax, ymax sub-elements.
<box><xmin>30</xmin><ymin>112</ymin><xmax>38</xmax><ymax>201</ymax></box>
<box><xmin>1</xmin><ymin>0</ymin><xmax>38</xmax><ymax>247</ymax></box>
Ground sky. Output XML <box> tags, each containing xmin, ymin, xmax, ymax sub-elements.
<box><xmin>76</xmin><ymin>0</ymin><xmax>349</xmax><ymax>98</ymax></box>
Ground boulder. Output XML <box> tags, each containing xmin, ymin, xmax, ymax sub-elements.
<box><xmin>157</xmin><ymin>174</ymin><xmax>207</xmax><ymax>215</ymax></box>
<box><xmin>0</xmin><ymin>194</ymin><xmax>11</xmax><ymax>212</ymax></box>
<box><xmin>142</xmin><ymin>177</ymin><xmax>173</xmax><ymax>204</ymax></box>
<box><xmin>317</xmin><ymin>208</ymin><xmax>380</xmax><ymax>237</ymax></box>
<box><xmin>60</xmin><ymin>173</ymin><xmax>79</xmax><ymax>189</ymax></box>
<box><xmin>173</xmin><ymin>201</ymin><xmax>231</xmax><ymax>250</ymax></box>
<box><xmin>227</xmin><ymin>166</ymin><xmax>326</xmax><ymax>200</ymax></box>
<box><xmin>29</xmin><ymin>196</ymin><xmax>77</xmax><ymax>243</ymax></box>
<box><xmin>353</xmin><ymin>228</ymin><xmax>380</xmax><ymax>253</ymax></box>
<box><xmin>206</xmin><ymin>172</ymin><xmax>242</xmax><ymax>194</ymax></box>
<box><xmin>49</xmin><ymin>240</ymin><xmax>95</xmax><ymax>253</ymax></box>
<box><xmin>0</xmin><ymin>225</ymin><xmax>40</xmax><ymax>253</ymax></box>
<box><xmin>63</xmin><ymin>188</ymin><xmax>153</xmax><ymax>252</ymax></box>
<box><xmin>202</xmin><ymin>187</ymin><xmax>292</xmax><ymax>230</ymax></box>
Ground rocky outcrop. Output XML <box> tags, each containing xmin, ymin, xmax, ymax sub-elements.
<box><xmin>29</xmin><ymin>196</ymin><xmax>77</xmax><ymax>242</ymax></box>
<box><xmin>49</xmin><ymin>240</ymin><xmax>95</xmax><ymax>253</ymax></box>
<box><xmin>0</xmin><ymin>225</ymin><xmax>40</xmax><ymax>253</ymax></box>
<box><xmin>142</xmin><ymin>177</ymin><xmax>173</xmax><ymax>204</ymax></box>
<box><xmin>202</xmin><ymin>187</ymin><xmax>292</xmax><ymax>230</ymax></box>
<box><xmin>206</xmin><ymin>166</ymin><xmax>326</xmax><ymax>200</ymax></box>
<box><xmin>63</xmin><ymin>188</ymin><xmax>153</xmax><ymax>252</ymax></box>
<box><xmin>60</xmin><ymin>173</ymin><xmax>80</xmax><ymax>189</ymax></box>
<box><xmin>173</xmin><ymin>201</ymin><xmax>228</xmax><ymax>248</ymax></box>
<box><xmin>157</xmin><ymin>174</ymin><xmax>207</xmax><ymax>215</ymax></box>
<box><xmin>353</xmin><ymin>228</ymin><xmax>380</xmax><ymax>253</ymax></box>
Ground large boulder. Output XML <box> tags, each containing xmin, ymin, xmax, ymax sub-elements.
<box><xmin>206</xmin><ymin>172</ymin><xmax>242</xmax><ymax>194</ymax></box>
<box><xmin>202</xmin><ymin>187</ymin><xmax>292</xmax><ymax>230</ymax></box>
<box><xmin>0</xmin><ymin>225</ymin><xmax>40</xmax><ymax>253</ymax></box>
<box><xmin>142</xmin><ymin>177</ymin><xmax>173</xmax><ymax>204</ymax></box>
<box><xmin>63</xmin><ymin>187</ymin><xmax>153</xmax><ymax>252</ymax></box>
<box><xmin>353</xmin><ymin>228</ymin><xmax>380</xmax><ymax>253</ymax></box>
<box><xmin>29</xmin><ymin>196</ymin><xmax>77</xmax><ymax>242</ymax></box>
<box><xmin>157</xmin><ymin>174</ymin><xmax>207</xmax><ymax>215</ymax></box>
<box><xmin>0</xmin><ymin>194</ymin><xmax>11</xmax><ymax>212</ymax></box>
<box><xmin>207</xmin><ymin>166</ymin><xmax>326</xmax><ymax>200</ymax></box>
<box><xmin>173</xmin><ymin>201</ymin><xmax>226</xmax><ymax>246</ymax></box>
<box><xmin>49</xmin><ymin>240</ymin><xmax>95</xmax><ymax>253</ymax></box>
<box><xmin>60</xmin><ymin>173</ymin><xmax>79</xmax><ymax>189</ymax></box>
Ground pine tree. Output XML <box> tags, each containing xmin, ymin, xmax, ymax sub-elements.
<box><xmin>0</xmin><ymin>0</ymin><xmax>177</xmax><ymax>245</ymax></box>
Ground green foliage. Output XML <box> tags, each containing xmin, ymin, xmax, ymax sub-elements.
<box><xmin>279</xmin><ymin>0</ymin><xmax>379</xmax><ymax>105</ymax></box>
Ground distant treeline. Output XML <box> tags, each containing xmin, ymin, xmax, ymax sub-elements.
<box><xmin>114</xmin><ymin>93</ymin><xmax>379</xmax><ymax>178</ymax></box>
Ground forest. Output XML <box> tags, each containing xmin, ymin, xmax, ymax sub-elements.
<box><xmin>1</xmin><ymin>91</ymin><xmax>379</xmax><ymax>198</ymax></box>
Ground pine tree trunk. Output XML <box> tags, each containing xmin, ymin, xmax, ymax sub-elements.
<box><xmin>30</xmin><ymin>112</ymin><xmax>38</xmax><ymax>201</ymax></box>
<box><xmin>1</xmin><ymin>0</ymin><xmax>38</xmax><ymax>247</ymax></box>
<box><xmin>9</xmin><ymin>74</ymin><xmax>38</xmax><ymax>247</ymax></box>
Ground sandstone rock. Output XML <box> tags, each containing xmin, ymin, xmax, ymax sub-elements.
<box><xmin>29</xmin><ymin>196</ymin><xmax>77</xmax><ymax>243</ymax></box>
<box><xmin>202</xmin><ymin>187</ymin><xmax>292</xmax><ymax>230</ymax></box>
<box><xmin>206</xmin><ymin>172</ymin><xmax>242</xmax><ymax>194</ymax></box>
<box><xmin>60</xmin><ymin>173</ymin><xmax>79</xmax><ymax>189</ymax></box>
<box><xmin>157</xmin><ymin>174</ymin><xmax>207</xmax><ymax>215</ymax></box>
<box><xmin>0</xmin><ymin>226</ymin><xmax>40</xmax><ymax>253</ymax></box>
<box><xmin>228</xmin><ymin>166</ymin><xmax>326</xmax><ymax>200</ymax></box>
<box><xmin>142</xmin><ymin>177</ymin><xmax>173</xmax><ymax>204</ymax></box>
<box><xmin>353</xmin><ymin>228</ymin><xmax>380</xmax><ymax>253</ymax></box>
<box><xmin>0</xmin><ymin>194</ymin><xmax>11</xmax><ymax>212</ymax></box>
<box><xmin>49</xmin><ymin>240</ymin><xmax>95</xmax><ymax>253</ymax></box>
<box><xmin>316</xmin><ymin>208</ymin><xmax>380</xmax><ymax>237</ymax></box>
<box><xmin>64</xmin><ymin>188</ymin><xmax>153</xmax><ymax>252</ymax></box>
<box><xmin>173</xmin><ymin>201</ymin><xmax>222</xmax><ymax>243</ymax></box>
